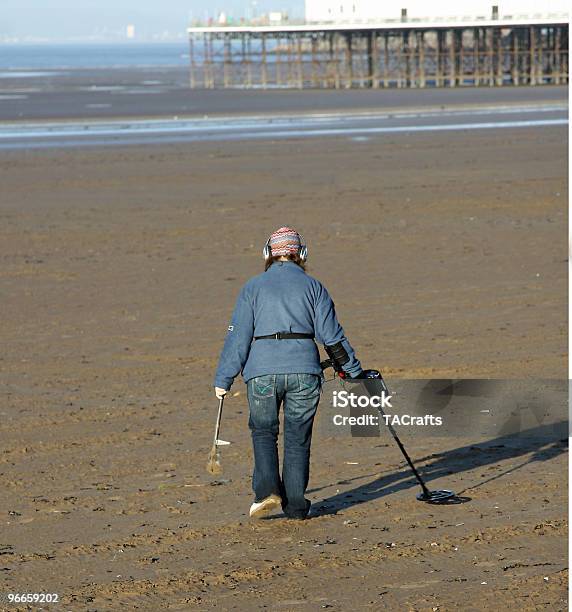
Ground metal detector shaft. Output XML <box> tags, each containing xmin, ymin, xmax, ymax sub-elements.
<box><xmin>376</xmin><ymin>377</ymin><xmax>431</xmax><ymax>497</ymax></box>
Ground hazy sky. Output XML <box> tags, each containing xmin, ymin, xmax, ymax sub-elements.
<box><xmin>1</xmin><ymin>0</ymin><xmax>304</xmax><ymax>41</ymax></box>
<box><xmin>3</xmin><ymin>1</ymin><xmax>567</xmax><ymax>41</ymax></box>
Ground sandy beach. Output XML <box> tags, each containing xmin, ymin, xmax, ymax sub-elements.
<box><xmin>0</xmin><ymin>89</ymin><xmax>568</xmax><ymax>609</ymax></box>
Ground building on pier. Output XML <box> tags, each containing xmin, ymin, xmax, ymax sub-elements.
<box><xmin>305</xmin><ymin>1</ymin><xmax>568</xmax><ymax>24</ymax></box>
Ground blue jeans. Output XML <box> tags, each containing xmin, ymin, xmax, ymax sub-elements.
<box><xmin>247</xmin><ymin>373</ymin><xmax>321</xmax><ymax>519</ymax></box>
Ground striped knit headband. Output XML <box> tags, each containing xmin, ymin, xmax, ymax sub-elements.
<box><xmin>267</xmin><ymin>227</ymin><xmax>303</xmax><ymax>257</ymax></box>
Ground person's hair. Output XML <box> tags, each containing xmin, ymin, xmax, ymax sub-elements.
<box><xmin>264</xmin><ymin>253</ymin><xmax>306</xmax><ymax>272</ymax></box>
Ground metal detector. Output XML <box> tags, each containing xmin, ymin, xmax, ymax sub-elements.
<box><xmin>321</xmin><ymin>353</ymin><xmax>460</xmax><ymax>504</ymax></box>
<box><xmin>368</xmin><ymin>373</ymin><xmax>458</xmax><ymax>504</ymax></box>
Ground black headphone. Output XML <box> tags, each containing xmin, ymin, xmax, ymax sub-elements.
<box><xmin>262</xmin><ymin>236</ymin><xmax>308</xmax><ymax>261</ymax></box>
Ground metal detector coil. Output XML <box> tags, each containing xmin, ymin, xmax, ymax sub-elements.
<box><xmin>416</xmin><ymin>489</ymin><xmax>458</xmax><ymax>504</ymax></box>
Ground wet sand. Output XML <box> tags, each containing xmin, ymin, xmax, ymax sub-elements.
<box><xmin>0</xmin><ymin>120</ymin><xmax>568</xmax><ymax>609</ymax></box>
<box><xmin>0</xmin><ymin>71</ymin><xmax>567</xmax><ymax>121</ymax></box>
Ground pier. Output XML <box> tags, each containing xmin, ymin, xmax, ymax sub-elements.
<box><xmin>187</xmin><ymin>18</ymin><xmax>568</xmax><ymax>89</ymax></box>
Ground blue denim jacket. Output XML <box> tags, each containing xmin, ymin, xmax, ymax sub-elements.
<box><xmin>214</xmin><ymin>261</ymin><xmax>362</xmax><ymax>390</ymax></box>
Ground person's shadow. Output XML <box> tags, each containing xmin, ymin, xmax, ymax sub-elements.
<box><xmin>309</xmin><ymin>420</ymin><xmax>567</xmax><ymax>515</ymax></box>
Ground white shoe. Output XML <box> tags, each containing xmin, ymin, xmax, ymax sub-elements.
<box><xmin>249</xmin><ymin>494</ymin><xmax>282</xmax><ymax>519</ymax></box>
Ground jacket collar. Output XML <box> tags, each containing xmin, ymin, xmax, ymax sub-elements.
<box><xmin>268</xmin><ymin>260</ymin><xmax>304</xmax><ymax>272</ymax></box>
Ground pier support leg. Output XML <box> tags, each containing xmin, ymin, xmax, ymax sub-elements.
<box><xmin>418</xmin><ymin>31</ymin><xmax>426</xmax><ymax>88</ymax></box>
<box><xmin>241</xmin><ymin>34</ymin><xmax>247</xmax><ymax>88</ymax></box>
<box><xmin>488</xmin><ymin>28</ymin><xmax>494</xmax><ymax>86</ymax></box>
<box><xmin>203</xmin><ymin>35</ymin><xmax>210</xmax><ymax>88</ymax></box>
<box><xmin>473</xmin><ymin>28</ymin><xmax>480</xmax><ymax>85</ymax></box>
<box><xmin>189</xmin><ymin>36</ymin><xmax>196</xmax><ymax>88</ymax></box>
<box><xmin>261</xmin><ymin>34</ymin><xmax>267</xmax><ymax>88</ymax></box>
<box><xmin>331</xmin><ymin>34</ymin><xmax>340</xmax><ymax>89</ymax></box>
<box><xmin>537</xmin><ymin>27</ymin><xmax>544</xmax><ymax>85</ymax></box>
<box><xmin>403</xmin><ymin>30</ymin><xmax>411</xmax><ymax>87</ymax></box>
<box><xmin>246</xmin><ymin>34</ymin><xmax>252</xmax><ymax>88</ymax></box>
<box><xmin>454</xmin><ymin>29</ymin><xmax>463</xmax><ymax>86</ymax></box>
<box><xmin>436</xmin><ymin>30</ymin><xmax>443</xmax><ymax>88</ymax></box>
<box><xmin>286</xmin><ymin>36</ymin><xmax>293</xmax><ymax>87</ymax></box>
<box><xmin>383</xmin><ymin>32</ymin><xmax>389</xmax><ymax>88</ymax></box>
<box><xmin>275</xmin><ymin>36</ymin><xmax>281</xmax><ymax>87</ymax></box>
<box><xmin>449</xmin><ymin>30</ymin><xmax>456</xmax><ymax>87</ymax></box>
<box><xmin>296</xmin><ymin>36</ymin><xmax>303</xmax><ymax>88</ymax></box>
<box><xmin>367</xmin><ymin>31</ymin><xmax>377</xmax><ymax>88</ymax></box>
<box><xmin>495</xmin><ymin>27</ymin><xmax>503</xmax><ymax>86</ymax></box>
<box><xmin>545</xmin><ymin>26</ymin><xmax>552</xmax><ymax>85</ymax></box>
<box><xmin>511</xmin><ymin>28</ymin><xmax>518</xmax><ymax>85</ymax></box>
<box><xmin>357</xmin><ymin>34</ymin><xmax>364</xmax><ymax>88</ymax></box>
<box><xmin>529</xmin><ymin>27</ymin><xmax>536</xmax><ymax>85</ymax></box>
<box><xmin>223</xmin><ymin>35</ymin><xmax>231</xmax><ymax>88</ymax></box>
<box><xmin>562</xmin><ymin>27</ymin><xmax>569</xmax><ymax>84</ymax></box>
<box><xmin>554</xmin><ymin>27</ymin><xmax>561</xmax><ymax>84</ymax></box>
<box><xmin>311</xmin><ymin>35</ymin><xmax>318</xmax><ymax>88</ymax></box>
<box><xmin>345</xmin><ymin>33</ymin><xmax>353</xmax><ymax>88</ymax></box>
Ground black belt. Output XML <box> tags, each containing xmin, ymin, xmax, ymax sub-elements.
<box><xmin>254</xmin><ymin>332</ymin><xmax>314</xmax><ymax>340</ymax></box>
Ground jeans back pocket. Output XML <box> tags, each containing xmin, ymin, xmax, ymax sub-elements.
<box><xmin>250</xmin><ymin>374</ymin><xmax>276</xmax><ymax>398</ymax></box>
<box><xmin>296</xmin><ymin>373</ymin><xmax>321</xmax><ymax>396</ymax></box>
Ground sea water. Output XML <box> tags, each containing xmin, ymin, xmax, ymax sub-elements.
<box><xmin>0</xmin><ymin>42</ymin><xmax>190</xmax><ymax>71</ymax></box>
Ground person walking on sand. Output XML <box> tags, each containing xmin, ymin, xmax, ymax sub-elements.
<box><xmin>214</xmin><ymin>227</ymin><xmax>363</xmax><ymax>520</ymax></box>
